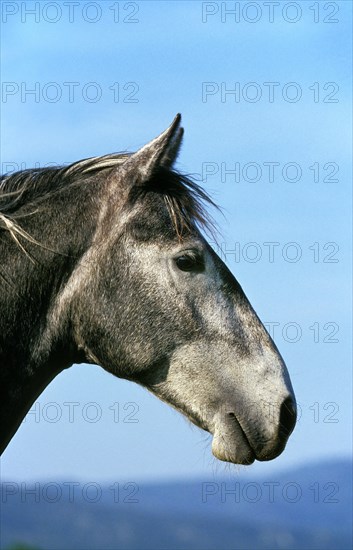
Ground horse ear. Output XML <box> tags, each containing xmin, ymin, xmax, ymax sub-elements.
<box><xmin>122</xmin><ymin>114</ymin><xmax>184</xmax><ymax>182</ymax></box>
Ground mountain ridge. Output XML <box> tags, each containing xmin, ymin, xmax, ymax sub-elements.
<box><xmin>1</xmin><ymin>458</ymin><xmax>352</xmax><ymax>550</ymax></box>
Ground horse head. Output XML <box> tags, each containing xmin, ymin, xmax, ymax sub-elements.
<box><xmin>67</xmin><ymin>115</ymin><xmax>296</xmax><ymax>464</ymax></box>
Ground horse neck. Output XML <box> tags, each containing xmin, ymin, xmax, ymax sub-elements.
<box><xmin>0</xmin><ymin>178</ymin><xmax>102</xmax><ymax>453</ymax></box>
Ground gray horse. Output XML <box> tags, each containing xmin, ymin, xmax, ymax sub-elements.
<box><xmin>0</xmin><ymin>115</ymin><xmax>296</xmax><ymax>463</ymax></box>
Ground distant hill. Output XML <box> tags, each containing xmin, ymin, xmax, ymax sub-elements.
<box><xmin>1</xmin><ymin>459</ymin><xmax>352</xmax><ymax>550</ymax></box>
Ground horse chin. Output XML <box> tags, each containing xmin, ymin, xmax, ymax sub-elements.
<box><xmin>212</xmin><ymin>436</ymin><xmax>256</xmax><ymax>465</ymax></box>
<box><xmin>211</xmin><ymin>418</ymin><xmax>256</xmax><ymax>465</ymax></box>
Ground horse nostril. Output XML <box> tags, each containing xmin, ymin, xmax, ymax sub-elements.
<box><xmin>279</xmin><ymin>396</ymin><xmax>297</xmax><ymax>438</ymax></box>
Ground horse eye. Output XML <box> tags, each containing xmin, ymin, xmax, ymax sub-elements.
<box><xmin>175</xmin><ymin>254</ymin><xmax>205</xmax><ymax>273</ymax></box>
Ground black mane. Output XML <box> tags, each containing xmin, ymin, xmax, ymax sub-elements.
<box><xmin>0</xmin><ymin>153</ymin><xmax>129</xmax><ymax>217</ymax></box>
<box><xmin>0</xmin><ymin>153</ymin><xmax>217</xmax><ymax>237</ymax></box>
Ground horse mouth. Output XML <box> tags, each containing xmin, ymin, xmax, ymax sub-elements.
<box><xmin>210</xmin><ymin>411</ymin><xmax>292</xmax><ymax>465</ymax></box>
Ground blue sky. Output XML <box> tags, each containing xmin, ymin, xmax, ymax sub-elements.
<box><xmin>1</xmin><ymin>1</ymin><xmax>352</xmax><ymax>483</ymax></box>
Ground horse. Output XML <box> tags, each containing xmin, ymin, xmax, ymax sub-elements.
<box><xmin>0</xmin><ymin>114</ymin><xmax>296</xmax><ymax>463</ymax></box>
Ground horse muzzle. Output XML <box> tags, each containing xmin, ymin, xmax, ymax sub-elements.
<box><xmin>211</xmin><ymin>395</ymin><xmax>297</xmax><ymax>465</ymax></box>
